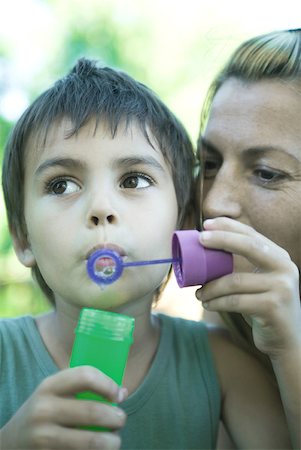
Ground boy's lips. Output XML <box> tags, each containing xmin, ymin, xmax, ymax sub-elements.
<box><xmin>86</xmin><ymin>243</ymin><xmax>127</xmax><ymax>260</ymax></box>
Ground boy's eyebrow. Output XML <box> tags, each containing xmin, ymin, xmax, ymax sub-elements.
<box><xmin>35</xmin><ymin>155</ymin><xmax>166</xmax><ymax>176</ymax></box>
<box><xmin>35</xmin><ymin>158</ymin><xmax>87</xmax><ymax>176</ymax></box>
<box><xmin>113</xmin><ymin>156</ymin><xmax>166</xmax><ymax>172</ymax></box>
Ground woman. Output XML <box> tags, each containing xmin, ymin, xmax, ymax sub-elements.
<box><xmin>196</xmin><ymin>28</ymin><xmax>301</xmax><ymax>448</ymax></box>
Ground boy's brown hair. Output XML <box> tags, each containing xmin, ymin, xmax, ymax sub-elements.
<box><xmin>2</xmin><ymin>58</ymin><xmax>196</xmax><ymax>303</ymax></box>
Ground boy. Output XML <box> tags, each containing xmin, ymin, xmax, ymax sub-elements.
<box><xmin>0</xmin><ymin>58</ymin><xmax>291</xmax><ymax>449</ymax></box>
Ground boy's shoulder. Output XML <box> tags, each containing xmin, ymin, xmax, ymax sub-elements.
<box><xmin>0</xmin><ymin>315</ymin><xmax>35</xmax><ymax>338</ymax></box>
<box><xmin>0</xmin><ymin>315</ymin><xmax>39</xmax><ymax>361</ymax></box>
<box><xmin>0</xmin><ymin>314</ymin><xmax>54</xmax><ymax>366</ymax></box>
<box><xmin>0</xmin><ymin>313</ymin><xmax>58</xmax><ymax>376</ymax></box>
<box><xmin>157</xmin><ymin>312</ymin><xmax>208</xmax><ymax>336</ymax></box>
<box><xmin>156</xmin><ymin>313</ymin><xmax>214</xmax><ymax>361</ymax></box>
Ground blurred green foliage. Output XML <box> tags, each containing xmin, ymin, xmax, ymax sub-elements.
<box><xmin>0</xmin><ymin>0</ymin><xmax>246</xmax><ymax>317</ymax></box>
<box><xmin>0</xmin><ymin>1</ymin><xmax>156</xmax><ymax>317</ymax></box>
<box><xmin>1</xmin><ymin>116</ymin><xmax>50</xmax><ymax>316</ymax></box>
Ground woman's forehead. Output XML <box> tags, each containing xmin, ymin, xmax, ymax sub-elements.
<box><xmin>205</xmin><ymin>79</ymin><xmax>301</xmax><ymax>161</ymax></box>
<box><xmin>212</xmin><ymin>78</ymin><xmax>301</xmax><ymax>113</ymax></box>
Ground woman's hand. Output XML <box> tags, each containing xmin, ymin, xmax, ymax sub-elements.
<box><xmin>196</xmin><ymin>217</ymin><xmax>301</xmax><ymax>448</ymax></box>
<box><xmin>0</xmin><ymin>366</ymin><xmax>127</xmax><ymax>449</ymax></box>
<box><xmin>196</xmin><ymin>217</ymin><xmax>301</xmax><ymax>358</ymax></box>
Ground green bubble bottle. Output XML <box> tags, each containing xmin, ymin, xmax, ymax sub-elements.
<box><xmin>70</xmin><ymin>308</ymin><xmax>135</xmax><ymax>429</ymax></box>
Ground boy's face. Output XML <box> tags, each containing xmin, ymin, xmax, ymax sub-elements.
<box><xmin>17</xmin><ymin>119</ymin><xmax>178</xmax><ymax>313</ymax></box>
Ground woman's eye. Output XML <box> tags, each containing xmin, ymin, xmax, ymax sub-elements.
<box><xmin>254</xmin><ymin>168</ymin><xmax>285</xmax><ymax>183</ymax></box>
<box><xmin>203</xmin><ymin>160</ymin><xmax>220</xmax><ymax>178</ymax></box>
<box><xmin>47</xmin><ymin>178</ymin><xmax>80</xmax><ymax>195</ymax></box>
<box><xmin>121</xmin><ymin>173</ymin><xmax>153</xmax><ymax>189</ymax></box>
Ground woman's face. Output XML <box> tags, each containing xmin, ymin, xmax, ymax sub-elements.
<box><xmin>200</xmin><ymin>78</ymin><xmax>301</xmax><ymax>270</ymax></box>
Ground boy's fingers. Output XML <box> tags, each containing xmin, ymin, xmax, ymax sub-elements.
<box><xmin>39</xmin><ymin>366</ymin><xmax>126</xmax><ymax>403</ymax></box>
<box><xmin>33</xmin><ymin>426</ymin><xmax>122</xmax><ymax>449</ymax></box>
<box><xmin>49</xmin><ymin>398</ymin><xmax>126</xmax><ymax>429</ymax></box>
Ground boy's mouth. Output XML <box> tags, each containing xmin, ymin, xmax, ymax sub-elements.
<box><xmin>86</xmin><ymin>243</ymin><xmax>126</xmax><ymax>260</ymax></box>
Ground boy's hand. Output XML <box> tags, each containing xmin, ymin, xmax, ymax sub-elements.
<box><xmin>0</xmin><ymin>366</ymin><xmax>127</xmax><ymax>449</ymax></box>
<box><xmin>196</xmin><ymin>217</ymin><xmax>301</xmax><ymax>358</ymax></box>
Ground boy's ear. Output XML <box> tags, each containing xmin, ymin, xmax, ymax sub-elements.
<box><xmin>11</xmin><ymin>232</ymin><xmax>36</xmax><ymax>268</ymax></box>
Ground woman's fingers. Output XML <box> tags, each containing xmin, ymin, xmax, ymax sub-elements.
<box><xmin>197</xmin><ymin>272</ymin><xmax>270</xmax><ymax>300</ymax></box>
<box><xmin>197</xmin><ymin>270</ymin><xmax>297</xmax><ymax>301</ymax></box>
<box><xmin>203</xmin><ymin>217</ymin><xmax>269</xmax><ymax>236</ymax></box>
<box><xmin>200</xmin><ymin>219</ymin><xmax>292</xmax><ymax>271</ymax></box>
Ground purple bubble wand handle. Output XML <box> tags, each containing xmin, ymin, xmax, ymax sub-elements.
<box><xmin>123</xmin><ymin>258</ymin><xmax>178</xmax><ymax>268</ymax></box>
<box><xmin>87</xmin><ymin>230</ymin><xmax>233</xmax><ymax>287</ymax></box>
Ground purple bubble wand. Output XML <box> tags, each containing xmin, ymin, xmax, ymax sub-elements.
<box><xmin>87</xmin><ymin>230</ymin><xmax>233</xmax><ymax>288</ymax></box>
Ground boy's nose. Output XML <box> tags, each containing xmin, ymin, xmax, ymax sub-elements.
<box><xmin>89</xmin><ymin>213</ymin><xmax>115</xmax><ymax>226</ymax></box>
<box><xmin>202</xmin><ymin>175</ymin><xmax>242</xmax><ymax>221</ymax></box>
<box><xmin>86</xmin><ymin>191</ymin><xmax>118</xmax><ymax>228</ymax></box>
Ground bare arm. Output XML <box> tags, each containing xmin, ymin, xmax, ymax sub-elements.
<box><xmin>208</xmin><ymin>327</ymin><xmax>292</xmax><ymax>449</ymax></box>
<box><xmin>197</xmin><ymin>217</ymin><xmax>300</xmax><ymax>448</ymax></box>
<box><xmin>270</xmin><ymin>344</ymin><xmax>301</xmax><ymax>449</ymax></box>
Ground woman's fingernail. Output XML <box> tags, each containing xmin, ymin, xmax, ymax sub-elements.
<box><xmin>195</xmin><ymin>289</ymin><xmax>202</xmax><ymax>300</ymax></box>
<box><xmin>200</xmin><ymin>231</ymin><xmax>212</xmax><ymax>242</ymax></box>
<box><xmin>203</xmin><ymin>219</ymin><xmax>215</xmax><ymax>228</ymax></box>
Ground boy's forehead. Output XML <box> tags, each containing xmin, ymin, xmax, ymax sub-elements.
<box><xmin>27</xmin><ymin>117</ymin><xmax>96</xmax><ymax>152</ymax></box>
<box><xmin>27</xmin><ymin>116</ymin><xmax>158</xmax><ymax>150</ymax></box>
<box><xmin>24</xmin><ymin>117</ymin><xmax>162</xmax><ymax>171</ymax></box>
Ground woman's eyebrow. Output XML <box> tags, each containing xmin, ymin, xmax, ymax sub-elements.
<box><xmin>200</xmin><ymin>138</ymin><xmax>218</xmax><ymax>153</ymax></box>
<box><xmin>242</xmin><ymin>146</ymin><xmax>301</xmax><ymax>164</ymax></box>
<box><xmin>35</xmin><ymin>157</ymin><xmax>87</xmax><ymax>176</ymax></box>
<box><xmin>201</xmin><ymin>137</ymin><xmax>301</xmax><ymax>163</ymax></box>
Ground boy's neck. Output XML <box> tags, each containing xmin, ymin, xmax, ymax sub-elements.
<box><xmin>35</xmin><ymin>303</ymin><xmax>161</xmax><ymax>391</ymax></box>
<box><xmin>35</xmin><ymin>310</ymin><xmax>77</xmax><ymax>369</ymax></box>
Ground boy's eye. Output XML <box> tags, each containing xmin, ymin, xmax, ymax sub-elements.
<box><xmin>47</xmin><ymin>178</ymin><xmax>80</xmax><ymax>195</ymax></box>
<box><xmin>120</xmin><ymin>173</ymin><xmax>153</xmax><ymax>189</ymax></box>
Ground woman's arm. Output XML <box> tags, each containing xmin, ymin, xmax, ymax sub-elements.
<box><xmin>198</xmin><ymin>217</ymin><xmax>301</xmax><ymax>448</ymax></box>
<box><xmin>208</xmin><ymin>326</ymin><xmax>292</xmax><ymax>449</ymax></box>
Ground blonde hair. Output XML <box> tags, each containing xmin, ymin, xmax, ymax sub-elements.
<box><xmin>200</xmin><ymin>28</ymin><xmax>301</xmax><ymax>133</ymax></box>
<box><xmin>198</xmin><ymin>28</ymin><xmax>301</xmax><ymax>372</ymax></box>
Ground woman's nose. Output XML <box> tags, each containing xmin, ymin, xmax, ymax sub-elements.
<box><xmin>202</xmin><ymin>173</ymin><xmax>242</xmax><ymax>221</ymax></box>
